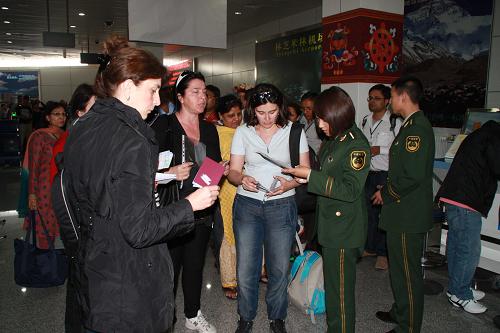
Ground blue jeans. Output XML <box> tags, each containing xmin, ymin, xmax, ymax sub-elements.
<box><xmin>445</xmin><ymin>203</ymin><xmax>482</xmax><ymax>300</ymax></box>
<box><xmin>233</xmin><ymin>194</ymin><xmax>296</xmax><ymax>321</ymax></box>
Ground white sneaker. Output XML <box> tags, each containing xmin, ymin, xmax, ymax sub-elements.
<box><xmin>446</xmin><ymin>288</ymin><xmax>485</xmax><ymax>301</ymax></box>
<box><xmin>471</xmin><ymin>289</ymin><xmax>485</xmax><ymax>301</ymax></box>
<box><xmin>185</xmin><ymin>310</ymin><xmax>217</xmax><ymax>333</ymax></box>
<box><xmin>448</xmin><ymin>295</ymin><xmax>487</xmax><ymax>314</ymax></box>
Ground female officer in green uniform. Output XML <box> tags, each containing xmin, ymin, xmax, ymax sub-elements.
<box><xmin>283</xmin><ymin>86</ymin><xmax>370</xmax><ymax>333</ymax></box>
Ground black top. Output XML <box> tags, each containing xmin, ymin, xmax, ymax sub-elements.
<box><xmin>152</xmin><ymin>113</ymin><xmax>222</xmax><ymax>221</ymax></box>
<box><xmin>437</xmin><ymin>120</ymin><xmax>500</xmax><ymax>217</ymax></box>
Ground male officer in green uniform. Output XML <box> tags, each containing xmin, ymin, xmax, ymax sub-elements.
<box><xmin>283</xmin><ymin>86</ymin><xmax>370</xmax><ymax>333</ymax></box>
<box><xmin>372</xmin><ymin>76</ymin><xmax>435</xmax><ymax>333</ymax></box>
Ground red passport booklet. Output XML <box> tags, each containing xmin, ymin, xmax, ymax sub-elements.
<box><xmin>192</xmin><ymin>157</ymin><xmax>225</xmax><ymax>188</ymax></box>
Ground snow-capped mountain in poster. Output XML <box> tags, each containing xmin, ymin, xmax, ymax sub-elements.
<box><xmin>402</xmin><ymin>0</ymin><xmax>493</xmax><ymax>128</ymax></box>
<box><xmin>404</xmin><ymin>0</ymin><xmax>492</xmax><ymax>65</ymax></box>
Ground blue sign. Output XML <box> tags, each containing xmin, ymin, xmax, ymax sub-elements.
<box><xmin>0</xmin><ymin>71</ymin><xmax>39</xmax><ymax>98</ymax></box>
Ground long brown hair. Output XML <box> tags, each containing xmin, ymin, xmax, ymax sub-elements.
<box><xmin>94</xmin><ymin>36</ymin><xmax>166</xmax><ymax>98</ymax></box>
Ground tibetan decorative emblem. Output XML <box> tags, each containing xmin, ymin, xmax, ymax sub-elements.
<box><xmin>350</xmin><ymin>151</ymin><xmax>366</xmax><ymax>170</ymax></box>
<box><xmin>405</xmin><ymin>136</ymin><xmax>421</xmax><ymax>152</ymax></box>
<box><xmin>364</xmin><ymin>22</ymin><xmax>399</xmax><ymax>73</ymax></box>
<box><xmin>323</xmin><ymin>24</ymin><xmax>359</xmax><ymax>76</ymax></box>
<box><xmin>322</xmin><ymin>8</ymin><xmax>403</xmax><ymax>84</ymax></box>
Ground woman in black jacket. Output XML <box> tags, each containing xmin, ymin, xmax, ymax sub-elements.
<box><xmin>152</xmin><ymin>71</ymin><xmax>223</xmax><ymax>333</ymax></box>
<box><xmin>62</xmin><ymin>36</ymin><xmax>219</xmax><ymax>333</ymax></box>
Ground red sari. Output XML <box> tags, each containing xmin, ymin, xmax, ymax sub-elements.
<box><xmin>22</xmin><ymin>127</ymin><xmax>64</xmax><ymax>249</ymax></box>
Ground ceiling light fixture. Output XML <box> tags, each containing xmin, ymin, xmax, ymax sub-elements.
<box><xmin>6</xmin><ymin>32</ymin><xmax>11</xmax><ymax>35</ymax></box>
<box><xmin>3</xmin><ymin>20</ymin><xmax>11</xmax><ymax>24</ymax></box>
<box><xmin>1</xmin><ymin>6</ymin><xmax>9</xmax><ymax>10</ymax></box>
<box><xmin>70</xmin><ymin>25</ymin><xmax>76</xmax><ymax>28</ymax></box>
<box><xmin>7</xmin><ymin>40</ymin><xmax>12</xmax><ymax>43</ymax></box>
<box><xmin>235</xmin><ymin>11</ymin><xmax>242</xmax><ymax>15</ymax></box>
<box><xmin>78</xmin><ymin>12</ymin><xmax>85</xmax><ymax>16</ymax></box>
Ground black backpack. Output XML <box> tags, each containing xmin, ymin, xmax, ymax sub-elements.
<box><xmin>289</xmin><ymin>122</ymin><xmax>319</xmax><ymax>214</ymax></box>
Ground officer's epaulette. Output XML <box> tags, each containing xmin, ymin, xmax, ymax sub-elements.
<box><xmin>403</xmin><ymin>118</ymin><xmax>414</xmax><ymax>128</ymax></box>
<box><xmin>339</xmin><ymin>131</ymin><xmax>356</xmax><ymax>142</ymax></box>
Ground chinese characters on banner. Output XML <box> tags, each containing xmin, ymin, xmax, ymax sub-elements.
<box><xmin>273</xmin><ymin>31</ymin><xmax>323</xmax><ymax>57</ymax></box>
<box><xmin>256</xmin><ymin>27</ymin><xmax>322</xmax><ymax>102</ymax></box>
<box><xmin>321</xmin><ymin>9</ymin><xmax>403</xmax><ymax>84</ymax></box>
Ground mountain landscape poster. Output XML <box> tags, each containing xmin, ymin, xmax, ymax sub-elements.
<box><xmin>403</xmin><ymin>0</ymin><xmax>493</xmax><ymax>127</ymax></box>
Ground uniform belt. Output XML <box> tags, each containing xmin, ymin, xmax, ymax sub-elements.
<box><xmin>369</xmin><ymin>170</ymin><xmax>388</xmax><ymax>174</ymax></box>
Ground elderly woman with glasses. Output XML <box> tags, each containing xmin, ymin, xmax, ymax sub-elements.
<box><xmin>227</xmin><ymin>83</ymin><xmax>310</xmax><ymax>333</ymax></box>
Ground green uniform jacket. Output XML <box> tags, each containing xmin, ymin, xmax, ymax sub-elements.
<box><xmin>380</xmin><ymin>111</ymin><xmax>435</xmax><ymax>233</ymax></box>
<box><xmin>307</xmin><ymin>125</ymin><xmax>370</xmax><ymax>248</ymax></box>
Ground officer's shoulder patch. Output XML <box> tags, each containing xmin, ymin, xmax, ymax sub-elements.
<box><xmin>403</xmin><ymin>119</ymin><xmax>414</xmax><ymax>128</ymax></box>
<box><xmin>405</xmin><ymin>135</ymin><xmax>420</xmax><ymax>152</ymax></box>
<box><xmin>350</xmin><ymin>151</ymin><xmax>366</xmax><ymax>170</ymax></box>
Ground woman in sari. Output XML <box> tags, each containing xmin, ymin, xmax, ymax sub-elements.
<box><xmin>23</xmin><ymin>101</ymin><xmax>66</xmax><ymax>248</ymax></box>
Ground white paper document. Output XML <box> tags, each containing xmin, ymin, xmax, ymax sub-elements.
<box><xmin>158</xmin><ymin>151</ymin><xmax>173</xmax><ymax>170</ymax></box>
<box><xmin>257</xmin><ymin>152</ymin><xmax>291</xmax><ymax>169</ymax></box>
<box><xmin>155</xmin><ymin>172</ymin><xmax>176</xmax><ymax>184</ymax></box>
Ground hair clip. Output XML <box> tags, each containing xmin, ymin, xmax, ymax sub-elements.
<box><xmin>175</xmin><ymin>70</ymin><xmax>194</xmax><ymax>88</ymax></box>
<box><xmin>97</xmin><ymin>54</ymin><xmax>112</xmax><ymax>74</ymax></box>
<box><xmin>250</xmin><ymin>90</ymin><xmax>277</xmax><ymax>106</ymax></box>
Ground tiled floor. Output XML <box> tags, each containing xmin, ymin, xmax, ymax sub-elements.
<box><xmin>1</xmin><ymin>165</ymin><xmax>499</xmax><ymax>332</ymax></box>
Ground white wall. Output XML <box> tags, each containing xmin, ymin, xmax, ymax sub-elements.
<box><xmin>0</xmin><ymin>65</ymin><xmax>99</xmax><ymax>102</ymax></box>
<box><xmin>164</xmin><ymin>7</ymin><xmax>322</xmax><ymax>95</ymax></box>
<box><xmin>486</xmin><ymin>0</ymin><xmax>500</xmax><ymax>107</ymax></box>
<box><xmin>323</xmin><ymin>0</ymin><xmax>403</xmax><ymax>17</ymax></box>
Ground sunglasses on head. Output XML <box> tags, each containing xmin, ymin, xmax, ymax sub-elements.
<box><xmin>250</xmin><ymin>90</ymin><xmax>278</xmax><ymax>106</ymax></box>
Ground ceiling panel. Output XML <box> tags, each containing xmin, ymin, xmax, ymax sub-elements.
<box><xmin>0</xmin><ymin>0</ymin><xmax>320</xmax><ymax>59</ymax></box>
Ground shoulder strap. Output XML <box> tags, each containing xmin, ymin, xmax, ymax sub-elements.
<box><xmin>289</xmin><ymin>122</ymin><xmax>302</xmax><ymax>167</ymax></box>
<box><xmin>389</xmin><ymin>114</ymin><xmax>397</xmax><ymax>135</ymax></box>
<box><xmin>51</xmin><ymin>169</ymin><xmax>80</xmax><ymax>256</ymax></box>
<box><xmin>362</xmin><ymin>115</ymin><xmax>368</xmax><ymax>129</ymax></box>
<box><xmin>36</xmin><ymin>210</ymin><xmax>56</xmax><ymax>249</ymax></box>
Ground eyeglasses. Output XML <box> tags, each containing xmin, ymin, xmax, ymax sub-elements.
<box><xmin>367</xmin><ymin>96</ymin><xmax>385</xmax><ymax>102</ymax></box>
<box><xmin>250</xmin><ymin>90</ymin><xmax>278</xmax><ymax>106</ymax></box>
<box><xmin>50</xmin><ymin>112</ymin><xmax>67</xmax><ymax>117</ymax></box>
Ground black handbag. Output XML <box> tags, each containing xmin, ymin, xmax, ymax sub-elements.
<box><xmin>14</xmin><ymin>210</ymin><xmax>68</xmax><ymax>288</ymax></box>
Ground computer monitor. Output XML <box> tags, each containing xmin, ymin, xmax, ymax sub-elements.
<box><xmin>461</xmin><ymin>108</ymin><xmax>500</xmax><ymax>134</ymax></box>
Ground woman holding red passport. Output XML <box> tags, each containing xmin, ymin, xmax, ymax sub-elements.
<box><xmin>152</xmin><ymin>70</ymin><xmax>223</xmax><ymax>333</ymax></box>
